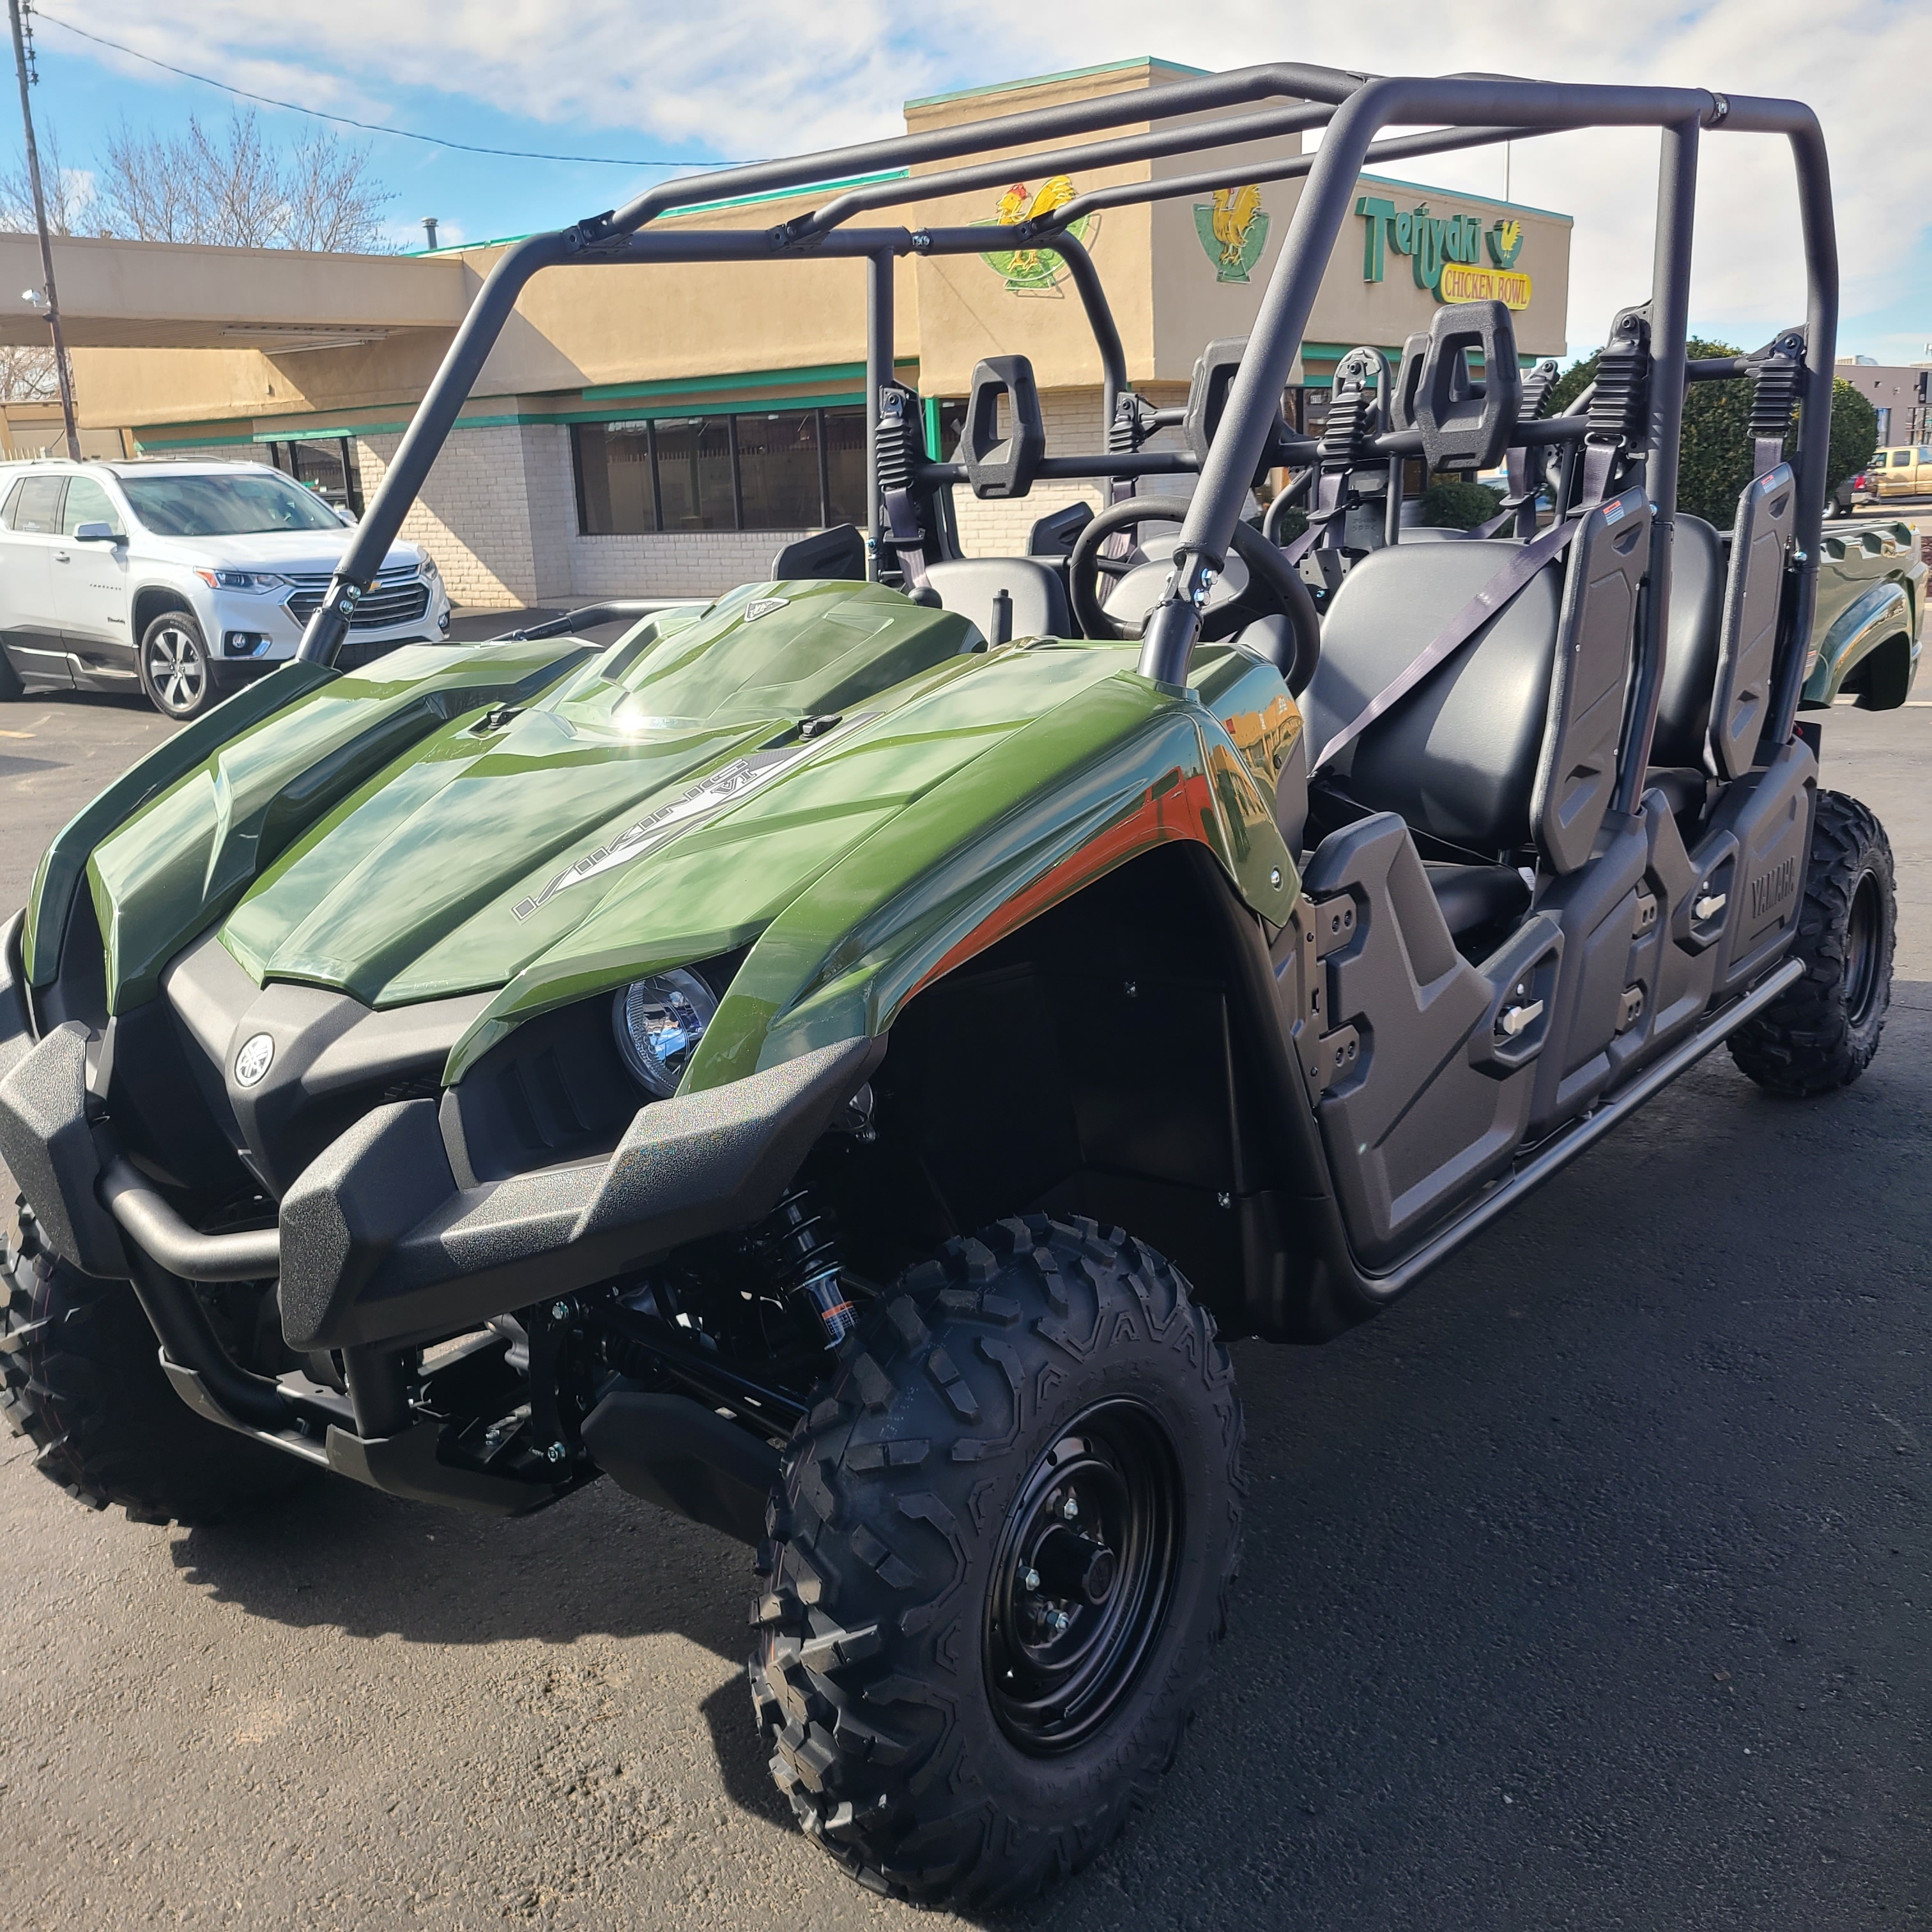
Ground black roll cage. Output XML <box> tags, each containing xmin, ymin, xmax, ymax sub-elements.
<box><xmin>296</xmin><ymin>61</ymin><xmax>1837</xmax><ymax>778</ymax></box>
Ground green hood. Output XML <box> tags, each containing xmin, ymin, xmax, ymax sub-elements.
<box><xmin>74</xmin><ymin>579</ymin><xmax>1303</xmax><ymax>1087</ymax></box>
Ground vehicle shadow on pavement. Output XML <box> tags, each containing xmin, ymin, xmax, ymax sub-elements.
<box><xmin>169</xmin><ymin>998</ymin><xmax>1932</xmax><ymax>1931</ymax></box>
<box><xmin>169</xmin><ymin>1471</ymin><xmax>758</xmax><ymax>1657</ymax></box>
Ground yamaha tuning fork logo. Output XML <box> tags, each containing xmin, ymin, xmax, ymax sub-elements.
<box><xmin>233</xmin><ymin>1033</ymin><xmax>275</xmax><ymax>1087</ymax></box>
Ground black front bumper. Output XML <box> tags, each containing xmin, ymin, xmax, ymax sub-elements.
<box><xmin>0</xmin><ymin>909</ymin><xmax>881</xmax><ymax>1349</ymax></box>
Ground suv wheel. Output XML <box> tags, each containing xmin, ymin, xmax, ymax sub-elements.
<box><xmin>138</xmin><ymin>608</ymin><xmax>217</xmax><ymax>720</ymax></box>
<box><xmin>752</xmin><ymin>1215</ymin><xmax>1243</xmax><ymax>1908</ymax></box>
<box><xmin>1729</xmin><ymin>789</ymin><xmax>1896</xmax><ymax>1096</ymax></box>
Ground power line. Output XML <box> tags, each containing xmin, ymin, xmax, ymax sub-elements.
<box><xmin>33</xmin><ymin>11</ymin><xmax>740</xmax><ymax>171</ymax></box>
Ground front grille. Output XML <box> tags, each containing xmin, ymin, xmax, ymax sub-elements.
<box><xmin>284</xmin><ymin>567</ymin><xmax>430</xmax><ymax>631</ymax></box>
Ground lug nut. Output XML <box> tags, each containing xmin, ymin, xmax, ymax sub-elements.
<box><xmin>551</xmin><ymin>1301</ymin><xmax>571</xmax><ymax>1321</ymax></box>
<box><xmin>1021</xmin><ymin>1567</ymin><xmax>1040</xmax><ymax>1592</ymax></box>
<box><xmin>1048</xmin><ymin>1610</ymin><xmax>1071</xmax><ymax>1636</ymax></box>
<box><xmin>1061</xmin><ymin>1494</ymin><xmax>1078</xmax><ymax>1521</ymax></box>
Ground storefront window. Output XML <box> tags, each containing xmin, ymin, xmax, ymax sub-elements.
<box><xmin>823</xmin><ymin>410</ymin><xmax>868</xmax><ymax>527</ymax></box>
<box><xmin>263</xmin><ymin>436</ymin><xmax>363</xmax><ymax>515</ymax></box>
<box><xmin>735</xmin><ymin>412</ymin><xmax>822</xmax><ymax>528</ymax></box>
<box><xmin>574</xmin><ymin>421</ymin><xmax>658</xmax><ymax>533</ymax></box>
<box><xmin>654</xmin><ymin>417</ymin><xmax>735</xmax><ymax>530</ymax></box>
<box><xmin>573</xmin><ymin>406</ymin><xmax>866</xmax><ymax>535</ymax></box>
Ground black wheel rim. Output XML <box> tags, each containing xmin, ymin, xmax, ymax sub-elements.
<box><xmin>983</xmin><ymin>1399</ymin><xmax>1183</xmax><ymax>1756</ymax></box>
<box><xmin>146</xmin><ymin>624</ymin><xmax>206</xmax><ymax>715</ymax></box>
<box><xmin>1844</xmin><ymin>868</ymin><xmax>1884</xmax><ymax>1029</ymax></box>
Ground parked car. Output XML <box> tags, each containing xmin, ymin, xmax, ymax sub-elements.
<box><xmin>1864</xmin><ymin>445</ymin><xmax>1932</xmax><ymax>500</ymax></box>
<box><xmin>1828</xmin><ymin>467</ymin><xmax>1875</xmax><ymax>516</ymax></box>
<box><xmin>0</xmin><ymin>458</ymin><xmax>451</xmax><ymax>719</ymax></box>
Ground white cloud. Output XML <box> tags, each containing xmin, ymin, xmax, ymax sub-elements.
<box><xmin>44</xmin><ymin>0</ymin><xmax>1932</xmax><ymax>356</ymax></box>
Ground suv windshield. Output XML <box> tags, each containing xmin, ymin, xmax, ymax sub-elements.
<box><xmin>119</xmin><ymin>471</ymin><xmax>344</xmax><ymax>537</ymax></box>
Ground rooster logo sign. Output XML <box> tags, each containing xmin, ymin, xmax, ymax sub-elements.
<box><xmin>977</xmin><ymin>177</ymin><xmax>1099</xmax><ymax>295</ymax></box>
<box><xmin>1193</xmin><ymin>183</ymin><xmax>1269</xmax><ymax>284</ymax></box>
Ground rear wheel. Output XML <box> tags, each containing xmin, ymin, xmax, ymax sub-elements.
<box><xmin>0</xmin><ymin>1200</ymin><xmax>308</xmax><ymax>1524</ymax></box>
<box><xmin>137</xmin><ymin>608</ymin><xmax>217</xmax><ymax>721</ymax></box>
<box><xmin>1729</xmin><ymin>790</ymin><xmax>1895</xmax><ymax>1096</ymax></box>
<box><xmin>751</xmin><ymin>1215</ymin><xmax>1243</xmax><ymax>1908</ymax></box>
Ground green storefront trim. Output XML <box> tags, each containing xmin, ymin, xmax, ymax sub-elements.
<box><xmin>134</xmin><ymin>360</ymin><xmax>924</xmax><ymax>454</ymax></box>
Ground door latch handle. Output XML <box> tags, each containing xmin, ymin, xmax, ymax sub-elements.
<box><xmin>53</xmin><ymin>550</ymin><xmax>70</xmax><ymax>562</ymax></box>
<box><xmin>1694</xmin><ymin>891</ymin><xmax>1727</xmax><ymax>921</ymax></box>
<box><xmin>1498</xmin><ymin>999</ymin><xmax>1544</xmax><ymax>1038</ymax></box>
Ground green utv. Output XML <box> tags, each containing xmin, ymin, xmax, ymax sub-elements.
<box><xmin>0</xmin><ymin>64</ymin><xmax>1911</xmax><ymax>1909</ymax></box>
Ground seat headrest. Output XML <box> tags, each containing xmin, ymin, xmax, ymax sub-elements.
<box><xmin>1183</xmin><ymin>337</ymin><xmax>1294</xmax><ymax>484</ymax></box>
<box><xmin>961</xmin><ymin>356</ymin><xmax>1046</xmax><ymax>500</ymax></box>
<box><xmin>1393</xmin><ymin>302</ymin><xmax>1522</xmax><ymax>475</ymax></box>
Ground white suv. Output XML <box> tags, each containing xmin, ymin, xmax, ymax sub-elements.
<box><xmin>0</xmin><ymin>457</ymin><xmax>452</xmax><ymax>719</ymax></box>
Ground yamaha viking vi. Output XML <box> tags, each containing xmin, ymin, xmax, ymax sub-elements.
<box><xmin>0</xmin><ymin>62</ymin><xmax>1910</xmax><ymax>1908</ymax></box>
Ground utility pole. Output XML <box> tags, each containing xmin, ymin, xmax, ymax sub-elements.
<box><xmin>6</xmin><ymin>0</ymin><xmax>77</xmax><ymax>457</ymax></box>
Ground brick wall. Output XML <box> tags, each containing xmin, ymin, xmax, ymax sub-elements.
<box><xmin>564</xmin><ymin>526</ymin><xmax>813</xmax><ymax>599</ymax></box>
<box><xmin>355</xmin><ymin>423</ymin><xmax>546</xmax><ymax>608</ymax></box>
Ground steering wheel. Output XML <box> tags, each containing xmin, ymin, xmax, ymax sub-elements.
<box><xmin>1068</xmin><ymin>496</ymin><xmax>1322</xmax><ymax>695</ymax></box>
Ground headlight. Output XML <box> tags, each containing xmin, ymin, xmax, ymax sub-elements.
<box><xmin>419</xmin><ymin>555</ymin><xmax>441</xmax><ymax>582</ymax></box>
<box><xmin>195</xmin><ymin>569</ymin><xmax>289</xmax><ymax>592</ymax></box>
<box><xmin>612</xmin><ymin>969</ymin><xmax>718</xmax><ymax>1098</ymax></box>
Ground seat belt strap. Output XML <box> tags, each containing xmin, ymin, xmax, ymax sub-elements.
<box><xmin>881</xmin><ymin>486</ymin><xmax>931</xmax><ymax>592</ymax></box>
<box><xmin>1312</xmin><ymin>443</ymin><xmax>1617</xmax><ymax>775</ymax></box>
<box><xmin>1282</xmin><ymin>471</ymin><xmax>1346</xmax><ymax>565</ymax></box>
<box><xmin>1473</xmin><ymin>445</ymin><xmax>1538</xmax><ymax>540</ymax></box>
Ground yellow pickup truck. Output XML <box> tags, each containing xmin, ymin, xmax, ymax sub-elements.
<box><xmin>1866</xmin><ymin>445</ymin><xmax>1932</xmax><ymax>498</ymax></box>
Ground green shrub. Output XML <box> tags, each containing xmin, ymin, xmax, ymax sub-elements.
<box><xmin>1418</xmin><ymin>479</ymin><xmax>1505</xmax><ymax>529</ymax></box>
<box><xmin>1544</xmin><ymin>338</ymin><xmax>1880</xmax><ymax>525</ymax></box>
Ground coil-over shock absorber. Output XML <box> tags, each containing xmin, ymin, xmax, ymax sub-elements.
<box><xmin>758</xmin><ymin>1186</ymin><xmax>856</xmax><ymax>1347</ymax></box>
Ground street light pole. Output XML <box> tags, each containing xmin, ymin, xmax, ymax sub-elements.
<box><xmin>6</xmin><ymin>0</ymin><xmax>77</xmax><ymax>457</ymax></box>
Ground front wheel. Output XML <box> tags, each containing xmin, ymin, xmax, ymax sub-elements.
<box><xmin>0</xmin><ymin>1200</ymin><xmax>309</xmax><ymax>1523</ymax></box>
<box><xmin>137</xmin><ymin>608</ymin><xmax>217</xmax><ymax>720</ymax></box>
<box><xmin>1729</xmin><ymin>790</ymin><xmax>1896</xmax><ymax>1096</ymax></box>
<box><xmin>751</xmin><ymin>1216</ymin><xmax>1243</xmax><ymax>1908</ymax></box>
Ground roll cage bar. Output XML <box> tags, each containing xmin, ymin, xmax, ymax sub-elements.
<box><xmin>298</xmin><ymin>63</ymin><xmax>1837</xmax><ymax>770</ymax></box>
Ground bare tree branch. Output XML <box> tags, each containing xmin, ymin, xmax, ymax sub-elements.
<box><xmin>0</xmin><ymin>125</ymin><xmax>97</xmax><ymax>236</ymax></box>
<box><xmin>93</xmin><ymin>109</ymin><xmax>395</xmax><ymax>251</ymax></box>
<box><xmin>0</xmin><ymin>342</ymin><xmax>57</xmax><ymax>401</ymax></box>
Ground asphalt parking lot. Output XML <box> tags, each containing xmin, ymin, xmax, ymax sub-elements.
<box><xmin>0</xmin><ymin>652</ymin><xmax>1927</xmax><ymax>1929</ymax></box>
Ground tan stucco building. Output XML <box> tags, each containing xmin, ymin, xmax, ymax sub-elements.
<box><xmin>10</xmin><ymin>59</ymin><xmax>1572</xmax><ymax>609</ymax></box>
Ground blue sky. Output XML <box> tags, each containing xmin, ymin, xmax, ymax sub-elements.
<box><xmin>17</xmin><ymin>0</ymin><xmax>1932</xmax><ymax>364</ymax></box>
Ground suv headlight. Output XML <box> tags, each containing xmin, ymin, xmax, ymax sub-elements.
<box><xmin>195</xmin><ymin>569</ymin><xmax>289</xmax><ymax>592</ymax></box>
<box><xmin>612</xmin><ymin>970</ymin><xmax>718</xmax><ymax>1098</ymax></box>
<box><xmin>419</xmin><ymin>555</ymin><xmax>441</xmax><ymax>583</ymax></box>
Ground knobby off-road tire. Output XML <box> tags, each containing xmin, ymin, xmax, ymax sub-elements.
<box><xmin>751</xmin><ymin>1215</ymin><xmax>1244</xmax><ymax>1907</ymax></box>
<box><xmin>0</xmin><ymin>1200</ymin><xmax>306</xmax><ymax>1524</ymax></box>
<box><xmin>1730</xmin><ymin>789</ymin><xmax>1896</xmax><ymax>1097</ymax></box>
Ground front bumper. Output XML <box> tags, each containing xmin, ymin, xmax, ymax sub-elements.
<box><xmin>201</xmin><ymin>573</ymin><xmax>453</xmax><ymax>679</ymax></box>
<box><xmin>0</xmin><ymin>910</ymin><xmax>879</xmax><ymax>1351</ymax></box>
